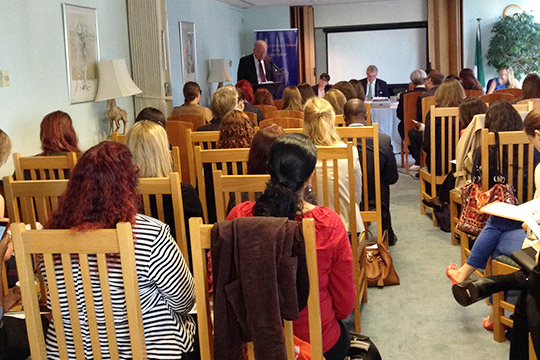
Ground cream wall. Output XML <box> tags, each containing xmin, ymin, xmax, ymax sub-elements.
<box><xmin>0</xmin><ymin>0</ymin><xmax>132</xmax><ymax>177</ymax></box>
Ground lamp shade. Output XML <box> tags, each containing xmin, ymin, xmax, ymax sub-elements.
<box><xmin>207</xmin><ymin>59</ymin><xmax>232</xmax><ymax>83</ymax></box>
<box><xmin>94</xmin><ymin>59</ymin><xmax>142</xmax><ymax>102</ymax></box>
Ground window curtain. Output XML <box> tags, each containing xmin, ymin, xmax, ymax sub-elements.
<box><xmin>428</xmin><ymin>0</ymin><xmax>462</xmax><ymax>76</ymax></box>
<box><xmin>290</xmin><ymin>6</ymin><xmax>316</xmax><ymax>85</ymax></box>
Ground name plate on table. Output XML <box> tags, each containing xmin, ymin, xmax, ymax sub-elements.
<box><xmin>370</xmin><ymin>98</ymin><xmax>391</xmax><ymax>108</ymax></box>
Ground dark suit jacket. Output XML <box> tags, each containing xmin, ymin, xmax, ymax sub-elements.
<box><xmin>237</xmin><ymin>54</ymin><xmax>276</xmax><ymax>85</ymax></box>
<box><xmin>360</xmin><ymin>78</ymin><xmax>390</xmax><ymax>98</ymax></box>
<box><xmin>416</xmin><ymin>87</ymin><xmax>437</xmax><ymax>123</ymax></box>
<box><xmin>197</xmin><ymin>118</ymin><xmax>221</xmax><ymax>131</ymax></box>
<box><xmin>312</xmin><ymin>84</ymin><xmax>332</xmax><ymax>97</ymax></box>
<box><xmin>244</xmin><ymin>102</ymin><xmax>263</xmax><ymax>123</ymax></box>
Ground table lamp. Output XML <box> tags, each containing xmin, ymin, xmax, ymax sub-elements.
<box><xmin>95</xmin><ymin>59</ymin><xmax>142</xmax><ymax>134</ymax></box>
<box><xmin>207</xmin><ymin>58</ymin><xmax>232</xmax><ymax>88</ymax></box>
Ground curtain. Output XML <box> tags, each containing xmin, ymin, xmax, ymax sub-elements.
<box><xmin>428</xmin><ymin>0</ymin><xmax>462</xmax><ymax>76</ymax></box>
<box><xmin>290</xmin><ymin>6</ymin><xmax>316</xmax><ymax>85</ymax></box>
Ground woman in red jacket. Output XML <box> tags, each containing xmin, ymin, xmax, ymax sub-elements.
<box><xmin>227</xmin><ymin>133</ymin><xmax>355</xmax><ymax>360</ymax></box>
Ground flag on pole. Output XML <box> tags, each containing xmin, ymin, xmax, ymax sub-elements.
<box><xmin>474</xmin><ymin>20</ymin><xmax>485</xmax><ymax>87</ymax></box>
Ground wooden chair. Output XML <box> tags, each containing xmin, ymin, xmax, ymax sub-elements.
<box><xmin>260</xmin><ymin>117</ymin><xmax>303</xmax><ymax>129</ymax></box>
<box><xmin>12</xmin><ymin>222</ymin><xmax>146</xmax><ymax>360</ymax></box>
<box><xmin>495</xmin><ymin>88</ymin><xmax>523</xmax><ymax>99</ymax></box>
<box><xmin>465</xmin><ymin>89</ymin><xmax>483</xmax><ymax>97</ymax></box>
<box><xmin>402</xmin><ymin>91</ymin><xmax>424</xmax><ymax>172</ymax></box>
<box><xmin>421</xmin><ymin>96</ymin><xmax>435</xmax><ymax>123</ymax></box>
<box><xmin>13</xmin><ymin>152</ymin><xmax>77</xmax><ymax>180</ymax></box>
<box><xmin>283</xmin><ymin>128</ymin><xmax>304</xmax><ymax>134</ymax></box>
<box><xmin>168</xmin><ymin>113</ymin><xmax>206</xmax><ymax>131</ymax></box>
<box><xmin>274</xmin><ymin>99</ymin><xmax>284</xmax><ymax>110</ymax></box>
<box><xmin>186</xmin><ymin>129</ymin><xmax>220</xmax><ymax>186</ymax></box>
<box><xmin>335</xmin><ymin>114</ymin><xmax>346</xmax><ymax>127</ymax></box>
<box><xmin>519</xmin><ymin>98</ymin><xmax>540</xmax><ymax>109</ymax></box>
<box><xmin>254</xmin><ymin>104</ymin><xmax>277</xmax><ymax>118</ymax></box>
<box><xmin>189</xmin><ymin>216</ymin><xmax>322</xmax><ymax>360</ymax></box>
<box><xmin>480</xmin><ymin>93</ymin><xmax>514</xmax><ymax>104</ymax></box>
<box><xmin>419</xmin><ymin>106</ymin><xmax>460</xmax><ymax>226</ymax></box>
<box><xmin>513</xmin><ymin>101</ymin><xmax>533</xmax><ymax>113</ymax></box>
<box><xmin>365</xmin><ymin>102</ymin><xmax>372</xmax><ymax>126</ymax></box>
<box><xmin>265</xmin><ymin>109</ymin><xmax>303</xmax><ymax>120</ymax></box>
<box><xmin>244</xmin><ymin>111</ymin><xmax>258</xmax><ymax>126</ymax></box>
<box><xmin>166</xmin><ymin>121</ymin><xmax>194</xmax><ymax>183</ymax></box>
<box><xmin>112</xmin><ymin>132</ymin><xmax>126</xmax><ymax>144</ymax></box>
<box><xmin>194</xmin><ymin>147</ymin><xmax>250</xmax><ymax>222</ymax></box>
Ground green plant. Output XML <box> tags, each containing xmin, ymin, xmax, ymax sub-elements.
<box><xmin>486</xmin><ymin>12</ymin><xmax>540</xmax><ymax>80</ymax></box>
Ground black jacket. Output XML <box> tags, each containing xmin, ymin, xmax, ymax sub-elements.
<box><xmin>360</xmin><ymin>78</ymin><xmax>390</xmax><ymax>98</ymax></box>
<box><xmin>237</xmin><ymin>54</ymin><xmax>276</xmax><ymax>86</ymax></box>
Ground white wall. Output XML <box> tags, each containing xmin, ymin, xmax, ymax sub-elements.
<box><xmin>463</xmin><ymin>0</ymin><xmax>540</xmax><ymax>82</ymax></box>
<box><xmin>167</xmin><ymin>0</ymin><xmax>244</xmax><ymax>107</ymax></box>
<box><xmin>0</xmin><ymin>0</ymin><xmax>132</xmax><ymax>177</ymax></box>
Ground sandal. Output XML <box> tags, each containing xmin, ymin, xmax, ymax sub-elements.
<box><xmin>446</xmin><ymin>264</ymin><xmax>459</xmax><ymax>285</ymax></box>
<box><xmin>482</xmin><ymin>317</ymin><xmax>494</xmax><ymax>331</ymax></box>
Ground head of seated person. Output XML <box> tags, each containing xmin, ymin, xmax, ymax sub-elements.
<box><xmin>348</xmin><ymin>79</ymin><xmax>366</xmax><ymax>101</ymax></box>
<box><xmin>126</xmin><ymin>120</ymin><xmax>171</xmax><ymax>178</ymax></box>
<box><xmin>324</xmin><ymin>89</ymin><xmax>347</xmax><ymax>115</ymax></box>
<box><xmin>247</xmin><ymin>124</ymin><xmax>285</xmax><ymax>174</ymax></box>
<box><xmin>254</xmin><ymin>88</ymin><xmax>274</xmax><ymax>106</ymax></box>
<box><xmin>135</xmin><ymin>107</ymin><xmax>166</xmax><ymax>128</ymax></box>
<box><xmin>485</xmin><ymin>100</ymin><xmax>523</xmax><ymax>132</ymax></box>
<box><xmin>459</xmin><ymin>68</ymin><xmax>483</xmax><ymax>92</ymax></box>
<box><xmin>426</xmin><ymin>70</ymin><xmax>445</xmax><ymax>90</ymax></box>
<box><xmin>216</xmin><ymin>109</ymin><xmax>255</xmax><ymax>149</ymax></box>
<box><xmin>434</xmin><ymin>79</ymin><xmax>465</xmax><ymax>107</ymax></box>
<box><xmin>211</xmin><ymin>85</ymin><xmax>239</xmax><ymax>122</ymax></box>
<box><xmin>459</xmin><ymin>97</ymin><xmax>488</xmax><ymax>130</ymax></box>
<box><xmin>410</xmin><ymin>69</ymin><xmax>427</xmax><ymax>88</ymax></box>
<box><xmin>520</xmin><ymin>74</ymin><xmax>540</xmax><ymax>101</ymax></box>
<box><xmin>282</xmin><ymin>86</ymin><xmax>303</xmax><ymax>111</ymax></box>
<box><xmin>235</xmin><ymin>80</ymin><xmax>254</xmax><ymax>105</ymax></box>
<box><xmin>298</xmin><ymin>83</ymin><xmax>315</xmax><ymax>105</ymax></box>
<box><xmin>183</xmin><ymin>81</ymin><xmax>203</xmax><ymax>106</ymax></box>
<box><xmin>343</xmin><ymin>99</ymin><xmax>367</xmax><ymax>126</ymax></box>
<box><xmin>40</xmin><ymin>111</ymin><xmax>81</xmax><ymax>156</ymax></box>
<box><xmin>303</xmin><ymin>97</ymin><xmax>341</xmax><ymax>146</ymax></box>
<box><xmin>332</xmin><ymin>81</ymin><xmax>357</xmax><ymax>101</ymax></box>
<box><xmin>0</xmin><ymin>129</ymin><xmax>12</xmax><ymax>168</ymax></box>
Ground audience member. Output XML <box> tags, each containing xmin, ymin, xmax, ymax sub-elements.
<box><xmin>344</xmin><ymin>99</ymin><xmax>399</xmax><ymax>245</ymax></box>
<box><xmin>312</xmin><ymin>73</ymin><xmax>332</xmax><ymax>97</ymax></box>
<box><xmin>282</xmin><ymin>86</ymin><xmax>303</xmax><ymax>111</ymax></box>
<box><xmin>397</xmin><ymin>69</ymin><xmax>427</xmax><ymax>139</ymax></box>
<box><xmin>0</xmin><ymin>130</ymin><xmax>11</xmax><ymax>219</ymax></box>
<box><xmin>459</xmin><ymin>97</ymin><xmax>489</xmax><ymax>131</ymax></box>
<box><xmin>303</xmin><ymin>97</ymin><xmax>364</xmax><ymax>234</ymax></box>
<box><xmin>198</xmin><ymin>85</ymin><xmax>239</xmax><ymax>131</ymax></box>
<box><xmin>42</xmin><ymin>141</ymin><xmax>196</xmax><ymax>359</ymax></box>
<box><xmin>237</xmin><ymin>40</ymin><xmax>275</xmax><ymax>85</ymax></box>
<box><xmin>172</xmin><ymin>81</ymin><xmax>213</xmax><ymax>123</ymax></box>
<box><xmin>39</xmin><ymin>111</ymin><xmax>81</xmax><ymax>155</ymax></box>
<box><xmin>227</xmin><ymin>133</ymin><xmax>355</xmax><ymax>360</ymax></box>
<box><xmin>298</xmin><ymin>83</ymin><xmax>316</xmax><ymax>104</ymax></box>
<box><xmin>216</xmin><ymin>110</ymin><xmax>255</xmax><ymax>149</ymax></box>
<box><xmin>324</xmin><ymin>89</ymin><xmax>347</xmax><ymax>115</ymax></box>
<box><xmin>332</xmin><ymin>81</ymin><xmax>357</xmax><ymax>101</ymax></box>
<box><xmin>360</xmin><ymin>65</ymin><xmax>390</xmax><ymax>99</ymax></box>
<box><xmin>235</xmin><ymin>79</ymin><xmax>255</xmax><ymax>104</ymax></box>
<box><xmin>517</xmin><ymin>74</ymin><xmax>540</xmax><ymax>102</ymax></box>
<box><xmin>254</xmin><ymin>88</ymin><xmax>275</xmax><ymax>106</ymax></box>
<box><xmin>349</xmin><ymin>79</ymin><xmax>366</xmax><ymax>101</ymax></box>
<box><xmin>135</xmin><ymin>107</ymin><xmax>167</xmax><ymax>127</ymax></box>
<box><xmin>235</xmin><ymin>86</ymin><xmax>263</xmax><ymax>123</ymax></box>
<box><xmin>486</xmin><ymin>66</ymin><xmax>511</xmax><ymax>94</ymax></box>
<box><xmin>459</xmin><ymin>68</ymin><xmax>483</xmax><ymax>92</ymax></box>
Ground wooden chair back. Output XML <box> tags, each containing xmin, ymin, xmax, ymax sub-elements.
<box><xmin>13</xmin><ymin>152</ymin><xmax>77</xmax><ymax>181</ymax></box>
<box><xmin>265</xmin><ymin>110</ymin><xmax>303</xmax><ymax>120</ymax></box>
<box><xmin>244</xmin><ymin>111</ymin><xmax>258</xmax><ymax>126</ymax></box>
<box><xmin>518</xmin><ymin>98</ymin><xmax>540</xmax><ymax>109</ymax></box>
<box><xmin>274</xmin><ymin>99</ymin><xmax>284</xmax><ymax>110</ymax></box>
<box><xmin>186</xmin><ymin>129</ymin><xmax>220</xmax><ymax>186</ymax></box>
<box><xmin>213</xmin><ymin>171</ymin><xmax>270</xmax><ymax>222</ymax></box>
<box><xmin>512</xmin><ymin>101</ymin><xmax>533</xmax><ymax>113</ymax></box>
<box><xmin>12</xmin><ymin>222</ymin><xmax>146</xmax><ymax>360</ymax></box>
<box><xmin>112</xmin><ymin>132</ymin><xmax>126</xmax><ymax>144</ymax></box>
<box><xmin>260</xmin><ymin>117</ymin><xmax>303</xmax><ymax>129</ymax></box>
<box><xmin>283</xmin><ymin>128</ymin><xmax>304</xmax><ymax>134</ymax></box>
<box><xmin>166</xmin><ymin>120</ymin><xmax>194</xmax><ymax>183</ymax></box>
<box><xmin>189</xmin><ymin>216</ymin><xmax>322</xmax><ymax>360</ymax></box>
<box><xmin>335</xmin><ymin>114</ymin><xmax>346</xmax><ymax>127</ymax></box>
<box><xmin>254</xmin><ymin>104</ymin><xmax>277</xmax><ymax>118</ymax></box>
<box><xmin>421</xmin><ymin>96</ymin><xmax>435</xmax><ymax>123</ymax></box>
<box><xmin>480</xmin><ymin>129</ymin><xmax>536</xmax><ymax>204</ymax></box>
<box><xmin>464</xmin><ymin>89</ymin><xmax>483</xmax><ymax>97</ymax></box>
<box><xmin>365</xmin><ymin>102</ymin><xmax>371</xmax><ymax>126</ymax></box>
<box><xmin>194</xmin><ymin>147</ymin><xmax>250</xmax><ymax>222</ymax></box>
<box><xmin>495</xmin><ymin>88</ymin><xmax>523</xmax><ymax>99</ymax></box>
<box><xmin>480</xmin><ymin>93</ymin><xmax>514</xmax><ymax>104</ymax></box>
<box><xmin>403</xmin><ymin>91</ymin><xmax>424</xmax><ymax>172</ymax></box>
<box><xmin>168</xmin><ymin>113</ymin><xmax>206</xmax><ymax>131</ymax></box>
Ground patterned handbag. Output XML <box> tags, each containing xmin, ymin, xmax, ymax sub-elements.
<box><xmin>456</xmin><ymin>132</ymin><xmax>517</xmax><ymax>236</ymax></box>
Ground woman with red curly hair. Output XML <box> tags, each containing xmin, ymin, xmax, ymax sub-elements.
<box><xmin>216</xmin><ymin>109</ymin><xmax>255</xmax><ymax>149</ymax></box>
<box><xmin>39</xmin><ymin>111</ymin><xmax>81</xmax><ymax>155</ymax></box>
<box><xmin>43</xmin><ymin>141</ymin><xmax>197</xmax><ymax>359</ymax></box>
<box><xmin>235</xmin><ymin>79</ymin><xmax>254</xmax><ymax>104</ymax></box>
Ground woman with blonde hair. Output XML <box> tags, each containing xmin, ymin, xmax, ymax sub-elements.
<box><xmin>303</xmin><ymin>97</ymin><xmax>364</xmax><ymax>234</ymax></box>
<box><xmin>216</xmin><ymin>109</ymin><xmax>255</xmax><ymax>149</ymax></box>
<box><xmin>282</xmin><ymin>86</ymin><xmax>303</xmax><ymax>111</ymax></box>
<box><xmin>324</xmin><ymin>89</ymin><xmax>347</xmax><ymax>115</ymax></box>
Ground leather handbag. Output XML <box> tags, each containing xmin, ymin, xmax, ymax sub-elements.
<box><xmin>365</xmin><ymin>242</ymin><xmax>399</xmax><ymax>287</ymax></box>
<box><xmin>457</xmin><ymin>132</ymin><xmax>517</xmax><ymax>236</ymax></box>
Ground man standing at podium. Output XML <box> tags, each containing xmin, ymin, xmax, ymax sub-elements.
<box><xmin>360</xmin><ymin>65</ymin><xmax>390</xmax><ymax>100</ymax></box>
<box><xmin>237</xmin><ymin>40</ymin><xmax>276</xmax><ymax>86</ymax></box>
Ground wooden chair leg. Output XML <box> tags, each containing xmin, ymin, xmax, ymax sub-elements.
<box><xmin>493</xmin><ymin>290</ymin><xmax>506</xmax><ymax>342</ymax></box>
<box><xmin>419</xmin><ymin>176</ymin><xmax>426</xmax><ymax>215</ymax></box>
<box><xmin>460</xmin><ymin>232</ymin><xmax>469</xmax><ymax>266</ymax></box>
<box><xmin>450</xmin><ymin>199</ymin><xmax>458</xmax><ymax>245</ymax></box>
<box><xmin>431</xmin><ymin>179</ymin><xmax>438</xmax><ymax>227</ymax></box>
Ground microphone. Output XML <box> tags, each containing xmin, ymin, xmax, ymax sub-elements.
<box><xmin>265</xmin><ymin>56</ymin><xmax>280</xmax><ymax>71</ymax></box>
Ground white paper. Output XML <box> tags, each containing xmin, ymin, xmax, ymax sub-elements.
<box><xmin>481</xmin><ymin>198</ymin><xmax>540</xmax><ymax>239</ymax></box>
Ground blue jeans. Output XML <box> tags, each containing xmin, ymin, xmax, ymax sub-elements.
<box><xmin>466</xmin><ymin>216</ymin><xmax>526</xmax><ymax>269</ymax></box>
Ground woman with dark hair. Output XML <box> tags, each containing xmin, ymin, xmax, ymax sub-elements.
<box><xmin>298</xmin><ymin>83</ymin><xmax>316</xmax><ymax>105</ymax></box>
<box><xmin>42</xmin><ymin>141</ymin><xmax>196</xmax><ymax>359</ymax></box>
<box><xmin>247</xmin><ymin>124</ymin><xmax>285</xmax><ymax>174</ymax></box>
<box><xmin>135</xmin><ymin>107</ymin><xmax>166</xmax><ymax>127</ymax></box>
<box><xmin>332</xmin><ymin>81</ymin><xmax>357</xmax><ymax>101</ymax></box>
<box><xmin>253</xmin><ymin>88</ymin><xmax>274</xmax><ymax>106</ymax></box>
<box><xmin>349</xmin><ymin>79</ymin><xmax>366</xmax><ymax>101</ymax></box>
<box><xmin>459</xmin><ymin>97</ymin><xmax>488</xmax><ymax>131</ymax></box>
<box><xmin>459</xmin><ymin>68</ymin><xmax>484</xmax><ymax>92</ymax></box>
<box><xmin>39</xmin><ymin>111</ymin><xmax>81</xmax><ymax>155</ymax></box>
<box><xmin>171</xmin><ymin>81</ymin><xmax>212</xmax><ymax>122</ymax></box>
<box><xmin>518</xmin><ymin>74</ymin><xmax>540</xmax><ymax>101</ymax></box>
<box><xmin>227</xmin><ymin>133</ymin><xmax>355</xmax><ymax>360</ymax></box>
<box><xmin>216</xmin><ymin>110</ymin><xmax>255</xmax><ymax>149</ymax></box>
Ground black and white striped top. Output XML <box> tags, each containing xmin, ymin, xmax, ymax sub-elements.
<box><xmin>41</xmin><ymin>214</ymin><xmax>196</xmax><ymax>359</ymax></box>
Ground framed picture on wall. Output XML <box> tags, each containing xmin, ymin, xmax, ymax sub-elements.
<box><xmin>179</xmin><ymin>21</ymin><xmax>198</xmax><ymax>82</ymax></box>
<box><xmin>62</xmin><ymin>4</ymin><xmax>100</xmax><ymax>104</ymax></box>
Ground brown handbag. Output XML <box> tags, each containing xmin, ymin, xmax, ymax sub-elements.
<box><xmin>365</xmin><ymin>242</ymin><xmax>400</xmax><ymax>287</ymax></box>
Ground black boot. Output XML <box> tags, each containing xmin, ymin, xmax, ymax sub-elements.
<box><xmin>452</xmin><ymin>277</ymin><xmax>505</xmax><ymax>307</ymax></box>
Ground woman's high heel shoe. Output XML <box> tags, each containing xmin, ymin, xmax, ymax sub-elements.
<box><xmin>446</xmin><ymin>264</ymin><xmax>459</xmax><ymax>285</ymax></box>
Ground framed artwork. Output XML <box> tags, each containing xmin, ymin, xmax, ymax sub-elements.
<box><xmin>179</xmin><ymin>21</ymin><xmax>197</xmax><ymax>82</ymax></box>
<box><xmin>62</xmin><ymin>4</ymin><xmax>100</xmax><ymax>104</ymax></box>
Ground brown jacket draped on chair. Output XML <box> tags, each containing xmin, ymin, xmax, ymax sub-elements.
<box><xmin>211</xmin><ymin>217</ymin><xmax>309</xmax><ymax>360</ymax></box>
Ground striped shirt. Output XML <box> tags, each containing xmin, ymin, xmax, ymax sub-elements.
<box><xmin>41</xmin><ymin>214</ymin><xmax>196</xmax><ymax>359</ymax></box>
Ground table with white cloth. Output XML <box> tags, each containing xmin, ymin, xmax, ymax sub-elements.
<box><xmin>367</xmin><ymin>101</ymin><xmax>402</xmax><ymax>153</ymax></box>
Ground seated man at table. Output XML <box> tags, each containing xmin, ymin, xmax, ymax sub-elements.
<box><xmin>397</xmin><ymin>69</ymin><xmax>427</xmax><ymax>140</ymax></box>
<box><xmin>344</xmin><ymin>99</ymin><xmax>399</xmax><ymax>245</ymax></box>
<box><xmin>360</xmin><ymin>65</ymin><xmax>390</xmax><ymax>100</ymax></box>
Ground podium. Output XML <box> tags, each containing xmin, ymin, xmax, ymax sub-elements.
<box><xmin>253</xmin><ymin>82</ymin><xmax>284</xmax><ymax>99</ymax></box>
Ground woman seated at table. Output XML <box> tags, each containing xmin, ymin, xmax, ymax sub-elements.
<box><xmin>227</xmin><ymin>133</ymin><xmax>355</xmax><ymax>360</ymax></box>
<box><xmin>42</xmin><ymin>141</ymin><xmax>197</xmax><ymax>359</ymax></box>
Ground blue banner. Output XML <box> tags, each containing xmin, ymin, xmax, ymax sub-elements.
<box><xmin>254</xmin><ymin>29</ymin><xmax>299</xmax><ymax>93</ymax></box>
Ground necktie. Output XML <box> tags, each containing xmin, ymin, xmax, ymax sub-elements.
<box><xmin>259</xmin><ymin>61</ymin><xmax>267</xmax><ymax>82</ymax></box>
<box><xmin>367</xmin><ymin>82</ymin><xmax>373</xmax><ymax>100</ymax></box>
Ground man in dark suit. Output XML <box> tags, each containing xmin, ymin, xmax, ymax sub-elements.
<box><xmin>237</xmin><ymin>40</ymin><xmax>276</xmax><ymax>86</ymax></box>
<box><xmin>397</xmin><ymin>69</ymin><xmax>427</xmax><ymax>140</ymax></box>
<box><xmin>312</xmin><ymin>73</ymin><xmax>332</xmax><ymax>97</ymax></box>
<box><xmin>344</xmin><ymin>99</ymin><xmax>399</xmax><ymax>245</ymax></box>
<box><xmin>360</xmin><ymin>65</ymin><xmax>390</xmax><ymax>99</ymax></box>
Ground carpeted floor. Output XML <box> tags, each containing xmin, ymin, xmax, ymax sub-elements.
<box><xmin>354</xmin><ymin>169</ymin><xmax>510</xmax><ymax>360</ymax></box>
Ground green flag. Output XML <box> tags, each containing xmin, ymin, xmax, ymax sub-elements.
<box><xmin>474</xmin><ymin>21</ymin><xmax>485</xmax><ymax>87</ymax></box>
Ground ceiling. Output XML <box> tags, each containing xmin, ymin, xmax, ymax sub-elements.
<box><xmin>217</xmin><ymin>0</ymin><xmax>383</xmax><ymax>9</ymax></box>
